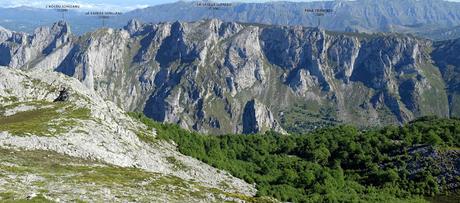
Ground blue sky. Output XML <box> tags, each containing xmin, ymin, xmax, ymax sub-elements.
<box><xmin>1</xmin><ymin>0</ymin><xmax>460</xmax><ymax>11</ymax></box>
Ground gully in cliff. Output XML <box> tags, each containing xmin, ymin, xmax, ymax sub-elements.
<box><xmin>54</xmin><ymin>87</ymin><xmax>69</xmax><ymax>102</ymax></box>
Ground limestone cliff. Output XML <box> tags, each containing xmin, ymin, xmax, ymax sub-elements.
<box><xmin>243</xmin><ymin>99</ymin><xmax>286</xmax><ymax>134</ymax></box>
<box><xmin>0</xmin><ymin>19</ymin><xmax>452</xmax><ymax>134</ymax></box>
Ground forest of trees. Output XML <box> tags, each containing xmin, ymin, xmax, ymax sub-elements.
<box><xmin>129</xmin><ymin>113</ymin><xmax>460</xmax><ymax>202</ymax></box>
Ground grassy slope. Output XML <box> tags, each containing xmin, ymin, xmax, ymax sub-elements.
<box><xmin>0</xmin><ymin>100</ymin><xmax>90</xmax><ymax>136</ymax></box>
<box><xmin>0</xmin><ymin>148</ymin><xmax>264</xmax><ymax>202</ymax></box>
<box><xmin>0</xmin><ymin>100</ymin><xmax>270</xmax><ymax>202</ymax></box>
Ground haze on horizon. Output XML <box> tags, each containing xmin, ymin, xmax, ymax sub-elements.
<box><xmin>2</xmin><ymin>0</ymin><xmax>460</xmax><ymax>12</ymax></box>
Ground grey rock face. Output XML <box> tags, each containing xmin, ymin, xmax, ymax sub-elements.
<box><xmin>432</xmin><ymin>38</ymin><xmax>460</xmax><ymax>117</ymax></box>
<box><xmin>0</xmin><ymin>26</ymin><xmax>12</xmax><ymax>42</ymax></box>
<box><xmin>0</xmin><ymin>21</ymin><xmax>71</xmax><ymax>69</ymax></box>
<box><xmin>0</xmin><ymin>68</ymin><xmax>256</xmax><ymax>196</ymax></box>
<box><xmin>0</xmin><ymin>20</ymin><xmax>452</xmax><ymax>134</ymax></box>
<box><xmin>243</xmin><ymin>99</ymin><xmax>286</xmax><ymax>134</ymax></box>
<box><xmin>124</xmin><ymin>19</ymin><xmax>144</xmax><ymax>36</ymax></box>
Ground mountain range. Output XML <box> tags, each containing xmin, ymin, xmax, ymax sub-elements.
<box><xmin>122</xmin><ymin>0</ymin><xmax>460</xmax><ymax>34</ymax></box>
<box><xmin>1</xmin><ymin>2</ymin><xmax>460</xmax><ymax>201</ymax></box>
<box><xmin>1</xmin><ymin>19</ymin><xmax>459</xmax><ymax>135</ymax></box>
<box><xmin>4</xmin><ymin>0</ymin><xmax>460</xmax><ymax>40</ymax></box>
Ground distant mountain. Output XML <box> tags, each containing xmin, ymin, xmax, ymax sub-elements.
<box><xmin>2</xmin><ymin>19</ymin><xmax>458</xmax><ymax>135</ymax></box>
<box><xmin>4</xmin><ymin>0</ymin><xmax>460</xmax><ymax>40</ymax></box>
<box><xmin>0</xmin><ymin>7</ymin><xmax>115</xmax><ymax>35</ymax></box>
<box><xmin>418</xmin><ymin>25</ymin><xmax>460</xmax><ymax>41</ymax></box>
<box><xmin>121</xmin><ymin>0</ymin><xmax>460</xmax><ymax>34</ymax></box>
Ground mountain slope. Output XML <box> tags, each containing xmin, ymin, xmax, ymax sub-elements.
<box><xmin>0</xmin><ymin>68</ymin><xmax>256</xmax><ymax>201</ymax></box>
<box><xmin>432</xmin><ymin>39</ymin><xmax>460</xmax><ymax>117</ymax></box>
<box><xmin>0</xmin><ymin>20</ymin><xmax>453</xmax><ymax>134</ymax></box>
<box><xmin>418</xmin><ymin>25</ymin><xmax>460</xmax><ymax>41</ymax></box>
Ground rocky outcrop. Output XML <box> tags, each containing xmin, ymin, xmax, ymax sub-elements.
<box><xmin>243</xmin><ymin>99</ymin><xmax>286</xmax><ymax>134</ymax></box>
<box><xmin>0</xmin><ymin>68</ymin><xmax>256</xmax><ymax>197</ymax></box>
<box><xmin>124</xmin><ymin>19</ymin><xmax>144</xmax><ymax>36</ymax></box>
<box><xmin>0</xmin><ymin>21</ymin><xmax>71</xmax><ymax>69</ymax></box>
<box><xmin>0</xmin><ymin>20</ymin><xmax>452</xmax><ymax>134</ymax></box>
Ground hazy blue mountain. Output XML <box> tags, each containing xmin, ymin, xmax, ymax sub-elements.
<box><xmin>3</xmin><ymin>0</ymin><xmax>460</xmax><ymax>40</ymax></box>
<box><xmin>418</xmin><ymin>25</ymin><xmax>460</xmax><ymax>41</ymax></box>
<box><xmin>0</xmin><ymin>7</ymin><xmax>115</xmax><ymax>35</ymax></box>
<box><xmin>121</xmin><ymin>0</ymin><xmax>460</xmax><ymax>34</ymax></box>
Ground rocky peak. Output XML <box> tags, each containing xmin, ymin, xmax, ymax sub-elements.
<box><xmin>40</xmin><ymin>21</ymin><xmax>71</xmax><ymax>55</ymax></box>
<box><xmin>0</xmin><ymin>26</ymin><xmax>12</xmax><ymax>43</ymax></box>
<box><xmin>124</xmin><ymin>19</ymin><xmax>144</xmax><ymax>35</ymax></box>
<box><xmin>242</xmin><ymin>99</ymin><xmax>286</xmax><ymax>134</ymax></box>
<box><xmin>52</xmin><ymin>21</ymin><xmax>70</xmax><ymax>33</ymax></box>
<box><xmin>32</xmin><ymin>21</ymin><xmax>71</xmax><ymax>42</ymax></box>
<box><xmin>0</xmin><ymin>22</ymin><xmax>72</xmax><ymax>68</ymax></box>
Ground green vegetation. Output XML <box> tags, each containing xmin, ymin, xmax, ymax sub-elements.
<box><xmin>130</xmin><ymin>112</ymin><xmax>460</xmax><ymax>202</ymax></box>
<box><xmin>0</xmin><ymin>148</ymin><xmax>258</xmax><ymax>202</ymax></box>
<box><xmin>0</xmin><ymin>101</ymin><xmax>91</xmax><ymax>136</ymax></box>
<box><xmin>426</xmin><ymin>192</ymin><xmax>460</xmax><ymax>203</ymax></box>
<box><xmin>165</xmin><ymin>156</ymin><xmax>188</xmax><ymax>171</ymax></box>
<box><xmin>0</xmin><ymin>193</ymin><xmax>54</xmax><ymax>203</ymax></box>
<box><xmin>0</xmin><ymin>96</ymin><xmax>19</xmax><ymax>104</ymax></box>
<box><xmin>280</xmin><ymin>103</ymin><xmax>341</xmax><ymax>133</ymax></box>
